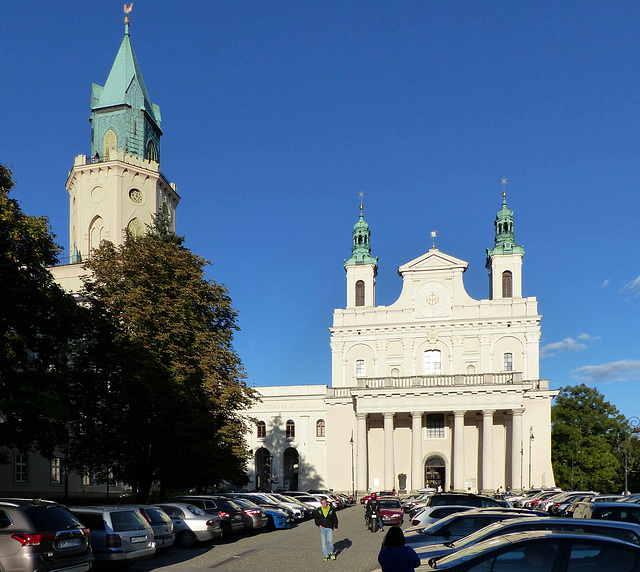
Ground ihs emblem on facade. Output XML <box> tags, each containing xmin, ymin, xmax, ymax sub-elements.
<box><xmin>426</xmin><ymin>292</ymin><xmax>440</xmax><ymax>306</ymax></box>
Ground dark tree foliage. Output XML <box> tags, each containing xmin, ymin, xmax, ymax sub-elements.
<box><xmin>0</xmin><ymin>163</ymin><xmax>81</xmax><ymax>460</ymax></box>
<box><xmin>552</xmin><ymin>384</ymin><xmax>631</xmax><ymax>493</ymax></box>
<box><xmin>69</xmin><ymin>208</ymin><xmax>256</xmax><ymax>499</ymax></box>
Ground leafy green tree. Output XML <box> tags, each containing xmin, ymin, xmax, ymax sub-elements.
<box><xmin>0</xmin><ymin>163</ymin><xmax>81</xmax><ymax>460</ymax></box>
<box><xmin>68</xmin><ymin>208</ymin><xmax>256</xmax><ymax>499</ymax></box>
<box><xmin>552</xmin><ymin>384</ymin><xmax>628</xmax><ymax>493</ymax></box>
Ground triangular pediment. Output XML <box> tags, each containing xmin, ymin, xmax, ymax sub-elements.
<box><xmin>398</xmin><ymin>248</ymin><xmax>468</xmax><ymax>275</ymax></box>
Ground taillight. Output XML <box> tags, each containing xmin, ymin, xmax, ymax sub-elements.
<box><xmin>247</xmin><ymin>510</ymin><xmax>260</xmax><ymax>515</ymax></box>
<box><xmin>11</xmin><ymin>532</ymin><xmax>56</xmax><ymax>546</ymax></box>
<box><xmin>82</xmin><ymin>528</ymin><xmax>91</xmax><ymax>537</ymax></box>
<box><xmin>105</xmin><ymin>533</ymin><xmax>121</xmax><ymax>548</ymax></box>
<box><xmin>139</xmin><ymin>510</ymin><xmax>151</xmax><ymax>523</ymax></box>
<box><xmin>206</xmin><ymin>519</ymin><xmax>216</xmax><ymax>526</ymax></box>
<box><xmin>218</xmin><ymin>511</ymin><xmax>230</xmax><ymax>518</ymax></box>
<box><xmin>411</xmin><ymin>520</ymin><xmax>420</xmax><ymax>526</ymax></box>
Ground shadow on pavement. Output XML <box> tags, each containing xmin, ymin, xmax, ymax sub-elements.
<box><xmin>335</xmin><ymin>538</ymin><xmax>353</xmax><ymax>554</ymax></box>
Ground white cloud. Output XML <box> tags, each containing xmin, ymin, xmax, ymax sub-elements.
<box><xmin>600</xmin><ymin>279</ymin><xmax>609</xmax><ymax>288</ymax></box>
<box><xmin>621</xmin><ymin>275</ymin><xmax>640</xmax><ymax>297</ymax></box>
<box><xmin>572</xmin><ymin>360</ymin><xmax>640</xmax><ymax>383</ymax></box>
<box><xmin>577</xmin><ymin>333</ymin><xmax>600</xmax><ymax>342</ymax></box>
<box><xmin>540</xmin><ymin>338</ymin><xmax>586</xmax><ymax>358</ymax></box>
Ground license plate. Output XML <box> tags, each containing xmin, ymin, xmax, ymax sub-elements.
<box><xmin>57</xmin><ymin>539</ymin><xmax>81</xmax><ymax>549</ymax></box>
<box><xmin>130</xmin><ymin>536</ymin><xmax>147</xmax><ymax>544</ymax></box>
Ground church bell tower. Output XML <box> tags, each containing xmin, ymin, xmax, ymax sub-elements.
<box><xmin>345</xmin><ymin>202</ymin><xmax>378</xmax><ymax>308</ymax></box>
<box><xmin>65</xmin><ymin>8</ymin><xmax>179</xmax><ymax>264</ymax></box>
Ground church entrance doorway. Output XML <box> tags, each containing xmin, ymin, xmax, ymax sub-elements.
<box><xmin>283</xmin><ymin>447</ymin><xmax>299</xmax><ymax>491</ymax></box>
<box><xmin>255</xmin><ymin>447</ymin><xmax>272</xmax><ymax>491</ymax></box>
<box><xmin>424</xmin><ymin>454</ymin><xmax>446</xmax><ymax>491</ymax></box>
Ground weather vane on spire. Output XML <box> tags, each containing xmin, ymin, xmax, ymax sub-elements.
<box><xmin>124</xmin><ymin>2</ymin><xmax>133</xmax><ymax>23</ymax></box>
<box><xmin>358</xmin><ymin>191</ymin><xmax>366</xmax><ymax>211</ymax></box>
<box><xmin>500</xmin><ymin>177</ymin><xmax>509</xmax><ymax>198</ymax></box>
<box><xmin>431</xmin><ymin>230</ymin><xmax>437</xmax><ymax>249</ymax></box>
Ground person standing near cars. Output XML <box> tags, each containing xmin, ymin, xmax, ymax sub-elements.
<box><xmin>378</xmin><ymin>526</ymin><xmax>420</xmax><ymax>572</ymax></box>
<box><xmin>314</xmin><ymin>498</ymin><xmax>339</xmax><ymax>561</ymax></box>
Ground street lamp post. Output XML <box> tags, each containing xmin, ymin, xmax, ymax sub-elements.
<box><xmin>268</xmin><ymin>455</ymin><xmax>274</xmax><ymax>492</ymax></box>
<box><xmin>625</xmin><ymin>417</ymin><xmax>640</xmax><ymax>495</ymax></box>
<box><xmin>350</xmin><ymin>433</ymin><xmax>355</xmax><ymax>501</ymax></box>
<box><xmin>528</xmin><ymin>426</ymin><xmax>535</xmax><ymax>489</ymax></box>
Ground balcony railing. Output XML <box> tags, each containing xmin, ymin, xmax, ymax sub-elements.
<box><xmin>326</xmin><ymin>373</ymin><xmax>547</xmax><ymax>398</ymax></box>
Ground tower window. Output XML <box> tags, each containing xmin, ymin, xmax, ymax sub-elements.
<box><xmin>103</xmin><ymin>129</ymin><xmax>117</xmax><ymax>159</ymax></box>
<box><xmin>286</xmin><ymin>420</ymin><xmax>295</xmax><ymax>439</ymax></box>
<box><xmin>355</xmin><ymin>359</ymin><xmax>365</xmax><ymax>377</ymax></box>
<box><xmin>316</xmin><ymin>419</ymin><xmax>325</xmax><ymax>438</ymax></box>
<box><xmin>502</xmin><ymin>271</ymin><xmax>513</xmax><ymax>298</ymax></box>
<box><xmin>423</xmin><ymin>350</ymin><xmax>441</xmax><ymax>375</ymax></box>
<box><xmin>355</xmin><ymin>280</ymin><xmax>365</xmax><ymax>306</ymax></box>
<box><xmin>503</xmin><ymin>353</ymin><xmax>513</xmax><ymax>372</ymax></box>
<box><xmin>256</xmin><ymin>421</ymin><xmax>266</xmax><ymax>439</ymax></box>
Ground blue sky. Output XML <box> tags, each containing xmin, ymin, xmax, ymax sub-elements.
<box><xmin>3</xmin><ymin>1</ymin><xmax>640</xmax><ymax>418</ymax></box>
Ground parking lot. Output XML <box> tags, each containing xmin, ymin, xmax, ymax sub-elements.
<box><xmin>130</xmin><ymin>504</ymin><xmax>394</xmax><ymax>572</ymax></box>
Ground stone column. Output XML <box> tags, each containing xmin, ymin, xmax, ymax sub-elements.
<box><xmin>481</xmin><ymin>410</ymin><xmax>495</xmax><ymax>494</ymax></box>
<box><xmin>453</xmin><ymin>410</ymin><xmax>466</xmax><ymax>491</ymax></box>
<box><xmin>383</xmin><ymin>412</ymin><xmax>395</xmax><ymax>490</ymax></box>
<box><xmin>411</xmin><ymin>412</ymin><xmax>423</xmax><ymax>491</ymax></box>
<box><xmin>356</xmin><ymin>413</ymin><xmax>368</xmax><ymax>495</ymax></box>
<box><xmin>511</xmin><ymin>408</ymin><xmax>524</xmax><ymax>491</ymax></box>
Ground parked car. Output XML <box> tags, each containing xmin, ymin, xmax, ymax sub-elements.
<box><xmin>0</xmin><ymin>498</ymin><xmax>92</xmax><ymax>572</ymax></box>
<box><xmin>69</xmin><ymin>505</ymin><xmax>155</xmax><ymax>565</ymax></box>
<box><xmin>222</xmin><ymin>498</ymin><xmax>268</xmax><ymax>532</ymax></box>
<box><xmin>417</xmin><ymin>530</ymin><xmax>640</xmax><ymax>571</ymax></box>
<box><xmin>572</xmin><ymin>502</ymin><xmax>640</xmax><ymax>523</ymax></box>
<box><xmin>546</xmin><ymin>491</ymin><xmax>597</xmax><ymax>516</ymax></box>
<box><xmin>269</xmin><ymin>493</ymin><xmax>312</xmax><ymax>519</ymax></box>
<box><xmin>285</xmin><ymin>493</ymin><xmax>323</xmax><ymax>510</ymax></box>
<box><xmin>121</xmin><ymin>505</ymin><xmax>175</xmax><ymax>550</ymax></box>
<box><xmin>218</xmin><ymin>494</ymin><xmax>291</xmax><ymax>529</ymax></box>
<box><xmin>169</xmin><ymin>496</ymin><xmax>244</xmax><ymax>536</ymax></box>
<box><xmin>404</xmin><ymin>508</ymin><xmax>550</xmax><ymax>548</ymax></box>
<box><xmin>378</xmin><ymin>497</ymin><xmax>404</xmax><ymax>526</ymax></box>
<box><xmin>410</xmin><ymin>505</ymin><xmax>474</xmax><ymax>527</ymax></box>
<box><xmin>415</xmin><ymin>515</ymin><xmax>640</xmax><ymax>564</ymax></box>
<box><xmin>155</xmin><ymin>503</ymin><xmax>222</xmax><ymax>547</ymax></box>
<box><xmin>409</xmin><ymin>493</ymin><xmax>503</xmax><ymax>519</ymax></box>
<box><xmin>360</xmin><ymin>491</ymin><xmax>397</xmax><ymax>504</ymax></box>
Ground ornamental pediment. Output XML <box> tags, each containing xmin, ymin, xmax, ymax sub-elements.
<box><xmin>398</xmin><ymin>249</ymin><xmax>468</xmax><ymax>276</ymax></box>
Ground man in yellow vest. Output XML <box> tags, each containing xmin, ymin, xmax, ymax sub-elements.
<box><xmin>314</xmin><ymin>497</ymin><xmax>339</xmax><ymax>561</ymax></box>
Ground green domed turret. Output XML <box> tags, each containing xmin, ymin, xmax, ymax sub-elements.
<box><xmin>345</xmin><ymin>204</ymin><xmax>378</xmax><ymax>267</ymax></box>
<box><xmin>486</xmin><ymin>192</ymin><xmax>524</xmax><ymax>258</ymax></box>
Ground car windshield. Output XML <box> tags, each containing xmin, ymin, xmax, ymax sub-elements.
<box><xmin>187</xmin><ymin>505</ymin><xmax>206</xmax><ymax>516</ymax></box>
<box><xmin>25</xmin><ymin>506</ymin><xmax>84</xmax><ymax>532</ymax></box>
<box><xmin>111</xmin><ymin>511</ymin><xmax>148</xmax><ymax>532</ymax></box>
<box><xmin>380</xmin><ymin>500</ymin><xmax>401</xmax><ymax>509</ymax></box>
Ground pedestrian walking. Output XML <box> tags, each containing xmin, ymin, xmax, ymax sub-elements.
<box><xmin>377</xmin><ymin>527</ymin><xmax>420</xmax><ymax>572</ymax></box>
<box><xmin>314</xmin><ymin>497</ymin><xmax>339</xmax><ymax>561</ymax></box>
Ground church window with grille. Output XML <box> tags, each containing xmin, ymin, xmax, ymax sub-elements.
<box><xmin>103</xmin><ymin>129</ymin><xmax>117</xmax><ymax>159</ymax></box>
<box><xmin>355</xmin><ymin>280</ymin><xmax>365</xmax><ymax>306</ymax></box>
<box><xmin>423</xmin><ymin>350</ymin><xmax>441</xmax><ymax>375</ymax></box>
<box><xmin>256</xmin><ymin>421</ymin><xmax>266</xmax><ymax>439</ymax></box>
<box><xmin>286</xmin><ymin>420</ymin><xmax>295</xmax><ymax>439</ymax></box>
<box><xmin>316</xmin><ymin>419</ymin><xmax>325</xmax><ymax>438</ymax></box>
<box><xmin>356</xmin><ymin>359</ymin><xmax>365</xmax><ymax>377</ymax></box>
<box><xmin>503</xmin><ymin>353</ymin><xmax>513</xmax><ymax>372</ymax></box>
<box><xmin>502</xmin><ymin>271</ymin><xmax>513</xmax><ymax>298</ymax></box>
<box><xmin>426</xmin><ymin>414</ymin><xmax>445</xmax><ymax>439</ymax></box>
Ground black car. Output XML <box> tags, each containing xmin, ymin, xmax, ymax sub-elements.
<box><xmin>0</xmin><ymin>498</ymin><xmax>92</xmax><ymax>572</ymax></box>
<box><xmin>169</xmin><ymin>496</ymin><xmax>244</xmax><ymax>536</ymax></box>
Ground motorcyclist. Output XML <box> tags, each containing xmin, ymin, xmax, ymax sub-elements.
<box><xmin>365</xmin><ymin>493</ymin><xmax>383</xmax><ymax>531</ymax></box>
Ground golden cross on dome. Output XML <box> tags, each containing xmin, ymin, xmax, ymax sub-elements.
<box><xmin>501</xmin><ymin>177</ymin><xmax>509</xmax><ymax>198</ymax></box>
<box><xmin>358</xmin><ymin>190</ymin><xmax>366</xmax><ymax>210</ymax></box>
<box><xmin>430</xmin><ymin>230</ymin><xmax>437</xmax><ymax>249</ymax></box>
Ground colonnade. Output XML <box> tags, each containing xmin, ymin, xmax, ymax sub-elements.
<box><xmin>355</xmin><ymin>408</ymin><xmax>526</xmax><ymax>493</ymax></box>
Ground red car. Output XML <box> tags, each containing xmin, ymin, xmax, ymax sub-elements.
<box><xmin>360</xmin><ymin>491</ymin><xmax>397</xmax><ymax>504</ymax></box>
<box><xmin>378</xmin><ymin>497</ymin><xmax>403</xmax><ymax>525</ymax></box>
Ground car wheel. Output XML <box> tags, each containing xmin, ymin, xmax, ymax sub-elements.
<box><xmin>178</xmin><ymin>530</ymin><xmax>197</xmax><ymax>548</ymax></box>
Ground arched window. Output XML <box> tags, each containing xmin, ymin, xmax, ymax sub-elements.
<box><xmin>89</xmin><ymin>216</ymin><xmax>104</xmax><ymax>253</ymax></box>
<box><xmin>103</xmin><ymin>129</ymin><xmax>117</xmax><ymax>159</ymax></box>
<box><xmin>316</xmin><ymin>419</ymin><xmax>325</xmax><ymax>438</ymax></box>
<box><xmin>355</xmin><ymin>280</ymin><xmax>365</xmax><ymax>306</ymax></box>
<box><xmin>286</xmin><ymin>419</ymin><xmax>295</xmax><ymax>439</ymax></box>
<box><xmin>355</xmin><ymin>359</ymin><xmax>365</xmax><ymax>377</ymax></box>
<box><xmin>423</xmin><ymin>350</ymin><xmax>441</xmax><ymax>375</ymax></box>
<box><xmin>147</xmin><ymin>141</ymin><xmax>157</xmax><ymax>162</ymax></box>
<box><xmin>256</xmin><ymin>421</ymin><xmax>266</xmax><ymax>439</ymax></box>
<box><xmin>502</xmin><ymin>271</ymin><xmax>513</xmax><ymax>298</ymax></box>
<box><xmin>503</xmin><ymin>353</ymin><xmax>513</xmax><ymax>372</ymax></box>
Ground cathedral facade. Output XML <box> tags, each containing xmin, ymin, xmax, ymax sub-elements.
<box><xmin>244</xmin><ymin>198</ymin><xmax>557</xmax><ymax>495</ymax></box>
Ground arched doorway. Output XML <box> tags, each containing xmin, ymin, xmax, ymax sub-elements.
<box><xmin>255</xmin><ymin>447</ymin><xmax>272</xmax><ymax>491</ymax></box>
<box><xmin>424</xmin><ymin>454</ymin><xmax>446</xmax><ymax>490</ymax></box>
<box><xmin>283</xmin><ymin>447</ymin><xmax>299</xmax><ymax>491</ymax></box>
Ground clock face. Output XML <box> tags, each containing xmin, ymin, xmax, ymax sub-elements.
<box><xmin>129</xmin><ymin>189</ymin><xmax>143</xmax><ymax>204</ymax></box>
<box><xmin>414</xmin><ymin>281</ymin><xmax>451</xmax><ymax>318</ymax></box>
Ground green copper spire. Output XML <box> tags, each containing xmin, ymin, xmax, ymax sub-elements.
<box><xmin>345</xmin><ymin>204</ymin><xmax>378</xmax><ymax>266</ymax></box>
<box><xmin>89</xmin><ymin>12</ymin><xmax>162</xmax><ymax>162</ymax></box>
<box><xmin>486</xmin><ymin>191</ymin><xmax>524</xmax><ymax>258</ymax></box>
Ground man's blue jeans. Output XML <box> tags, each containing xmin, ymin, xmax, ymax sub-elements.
<box><xmin>320</xmin><ymin>527</ymin><xmax>334</xmax><ymax>557</ymax></box>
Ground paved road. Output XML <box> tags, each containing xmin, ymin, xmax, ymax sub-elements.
<box><xmin>130</xmin><ymin>505</ymin><xmax>405</xmax><ymax>572</ymax></box>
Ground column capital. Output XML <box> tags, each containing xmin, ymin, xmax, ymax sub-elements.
<box><xmin>383</xmin><ymin>412</ymin><xmax>395</xmax><ymax>420</ymax></box>
<box><xmin>356</xmin><ymin>412</ymin><xmax>368</xmax><ymax>421</ymax></box>
<box><xmin>481</xmin><ymin>409</ymin><xmax>496</xmax><ymax>417</ymax></box>
<box><xmin>411</xmin><ymin>411</ymin><xmax>423</xmax><ymax>419</ymax></box>
<box><xmin>453</xmin><ymin>410</ymin><xmax>466</xmax><ymax>418</ymax></box>
<box><xmin>511</xmin><ymin>408</ymin><xmax>525</xmax><ymax>417</ymax></box>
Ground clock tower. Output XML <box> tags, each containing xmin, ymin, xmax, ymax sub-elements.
<box><xmin>65</xmin><ymin>12</ymin><xmax>179</xmax><ymax>268</ymax></box>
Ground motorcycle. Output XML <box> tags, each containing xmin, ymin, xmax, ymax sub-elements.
<box><xmin>369</xmin><ymin>513</ymin><xmax>379</xmax><ymax>533</ymax></box>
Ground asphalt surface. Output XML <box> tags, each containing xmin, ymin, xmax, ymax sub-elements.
<box><xmin>130</xmin><ymin>504</ymin><xmax>402</xmax><ymax>571</ymax></box>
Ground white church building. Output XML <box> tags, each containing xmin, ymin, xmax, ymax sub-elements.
<box><xmin>244</xmin><ymin>197</ymin><xmax>557</xmax><ymax>496</ymax></box>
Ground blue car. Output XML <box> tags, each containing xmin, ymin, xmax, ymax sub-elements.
<box><xmin>264</xmin><ymin>507</ymin><xmax>289</xmax><ymax>529</ymax></box>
